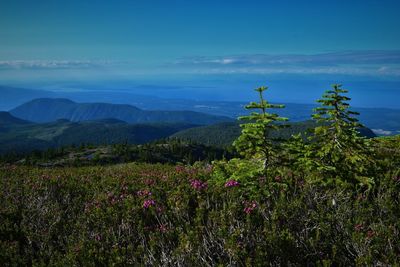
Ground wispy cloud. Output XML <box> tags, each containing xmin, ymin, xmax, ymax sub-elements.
<box><xmin>372</xmin><ymin>129</ymin><xmax>395</xmax><ymax>136</ymax></box>
<box><xmin>184</xmin><ymin>66</ymin><xmax>400</xmax><ymax>76</ymax></box>
<box><xmin>0</xmin><ymin>60</ymin><xmax>125</xmax><ymax>70</ymax></box>
<box><xmin>176</xmin><ymin>51</ymin><xmax>400</xmax><ymax>66</ymax></box>
<box><xmin>2</xmin><ymin>51</ymin><xmax>400</xmax><ymax>78</ymax></box>
<box><xmin>173</xmin><ymin>51</ymin><xmax>400</xmax><ymax>77</ymax></box>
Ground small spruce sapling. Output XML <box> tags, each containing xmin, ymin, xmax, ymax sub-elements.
<box><xmin>233</xmin><ymin>86</ymin><xmax>288</xmax><ymax>172</ymax></box>
<box><xmin>310</xmin><ymin>84</ymin><xmax>373</xmax><ymax>186</ymax></box>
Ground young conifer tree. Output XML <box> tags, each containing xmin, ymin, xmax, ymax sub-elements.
<box><xmin>233</xmin><ymin>86</ymin><xmax>288</xmax><ymax>172</ymax></box>
<box><xmin>311</xmin><ymin>84</ymin><xmax>373</xmax><ymax>186</ymax></box>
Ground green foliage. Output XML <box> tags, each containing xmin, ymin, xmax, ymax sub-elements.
<box><xmin>309</xmin><ymin>84</ymin><xmax>374</xmax><ymax>187</ymax></box>
<box><xmin>210</xmin><ymin>85</ymin><xmax>290</xmax><ymax>200</ymax></box>
<box><xmin>212</xmin><ymin>158</ymin><xmax>266</xmax><ymax>197</ymax></box>
<box><xmin>233</xmin><ymin>86</ymin><xmax>288</xmax><ymax>170</ymax></box>
<box><xmin>281</xmin><ymin>133</ymin><xmax>314</xmax><ymax>171</ymax></box>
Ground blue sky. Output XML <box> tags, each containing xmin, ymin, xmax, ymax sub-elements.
<box><xmin>1</xmin><ymin>0</ymin><xmax>400</xmax><ymax>107</ymax></box>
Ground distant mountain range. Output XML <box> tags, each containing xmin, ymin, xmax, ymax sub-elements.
<box><xmin>2</xmin><ymin>85</ymin><xmax>400</xmax><ymax>135</ymax></box>
<box><xmin>10</xmin><ymin>98</ymin><xmax>232</xmax><ymax>124</ymax></box>
<box><xmin>0</xmin><ymin>111</ymin><xmax>376</xmax><ymax>154</ymax></box>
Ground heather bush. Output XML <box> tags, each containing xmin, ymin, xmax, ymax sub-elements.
<box><xmin>1</xmin><ymin>158</ymin><xmax>399</xmax><ymax>266</ymax></box>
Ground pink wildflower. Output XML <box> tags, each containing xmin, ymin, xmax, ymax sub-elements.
<box><xmin>190</xmin><ymin>179</ymin><xmax>208</xmax><ymax>190</ymax></box>
<box><xmin>243</xmin><ymin>201</ymin><xmax>258</xmax><ymax>214</ymax></box>
<box><xmin>137</xmin><ymin>189</ymin><xmax>152</xmax><ymax>197</ymax></box>
<box><xmin>143</xmin><ymin>199</ymin><xmax>156</xmax><ymax>209</ymax></box>
<box><xmin>225</xmin><ymin>179</ymin><xmax>240</xmax><ymax>188</ymax></box>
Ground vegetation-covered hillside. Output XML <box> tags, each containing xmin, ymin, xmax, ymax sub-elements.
<box><xmin>0</xmin><ymin>111</ymin><xmax>30</xmax><ymax>125</ymax></box>
<box><xmin>0</xmin><ymin>117</ymin><xmax>196</xmax><ymax>154</ymax></box>
<box><xmin>0</xmin><ymin>135</ymin><xmax>399</xmax><ymax>265</ymax></box>
<box><xmin>1</xmin><ymin>84</ymin><xmax>399</xmax><ymax>266</ymax></box>
<box><xmin>0</xmin><ymin>139</ymin><xmax>236</xmax><ymax>167</ymax></box>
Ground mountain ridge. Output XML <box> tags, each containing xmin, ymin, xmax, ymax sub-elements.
<box><xmin>2</xmin><ymin>85</ymin><xmax>400</xmax><ymax>134</ymax></box>
<box><xmin>10</xmin><ymin>98</ymin><xmax>232</xmax><ymax>125</ymax></box>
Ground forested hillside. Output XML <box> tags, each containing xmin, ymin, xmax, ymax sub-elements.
<box><xmin>0</xmin><ymin>116</ymin><xmax>196</xmax><ymax>154</ymax></box>
<box><xmin>1</xmin><ymin>85</ymin><xmax>399</xmax><ymax>266</ymax></box>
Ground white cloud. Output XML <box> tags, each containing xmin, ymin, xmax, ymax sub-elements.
<box><xmin>183</xmin><ymin>66</ymin><xmax>400</xmax><ymax>77</ymax></box>
<box><xmin>177</xmin><ymin>51</ymin><xmax>400</xmax><ymax>66</ymax></box>
<box><xmin>2</xmin><ymin>51</ymin><xmax>400</xmax><ymax>78</ymax></box>
<box><xmin>372</xmin><ymin>129</ymin><xmax>394</xmax><ymax>136</ymax></box>
<box><xmin>173</xmin><ymin>51</ymin><xmax>400</xmax><ymax>77</ymax></box>
<box><xmin>0</xmin><ymin>60</ymin><xmax>123</xmax><ymax>70</ymax></box>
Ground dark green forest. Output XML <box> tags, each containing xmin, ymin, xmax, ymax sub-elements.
<box><xmin>0</xmin><ymin>118</ymin><xmax>196</xmax><ymax>154</ymax></box>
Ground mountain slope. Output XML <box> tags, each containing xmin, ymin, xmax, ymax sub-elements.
<box><xmin>0</xmin><ymin>111</ymin><xmax>31</xmax><ymax>125</ymax></box>
<box><xmin>0</xmin><ymin>119</ymin><xmax>196</xmax><ymax>154</ymax></box>
<box><xmin>10</xmin><ymin>98</ymin><xmax>232</xmax><ymax>125</ymax></box>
